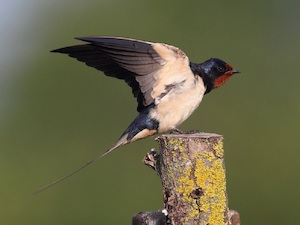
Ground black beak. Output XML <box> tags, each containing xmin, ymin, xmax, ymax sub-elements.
<box><xmin>232</xmin><ymin>69</ymin><xmax>240</xmax><ymax>74</ymax></box>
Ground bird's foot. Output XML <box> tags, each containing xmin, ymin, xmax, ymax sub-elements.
<box><xmin>170</xmin><ymin>128</ymin><xmax>184</xmax><ymax>134</ymax></box>
<box><xmin>170</xmin><ymin>128</ymin><xmax>200</xmax><ymax>134</ymax></box>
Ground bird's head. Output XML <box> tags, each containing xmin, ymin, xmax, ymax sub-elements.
<box><xmin>199</xmin><ymin>58</ymin><xmax>240</xmax><ymax>94</ymax></box>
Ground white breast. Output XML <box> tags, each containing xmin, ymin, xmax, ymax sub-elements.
<box><xmin>150</xmin><ymin>76</ymin><xmax>205</xmax><ymax>133</ymax></box>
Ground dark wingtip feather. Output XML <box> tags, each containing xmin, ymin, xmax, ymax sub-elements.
<box><xmin>50</xmin><ymin>48</ymin><xmax>60</xmax><ymax>53</ymax></box>
<box><xmin>75</xmin><ymin>36</ymin><xmax>106</xmax><ymax>43</ymax></box>
<box><xmin>74</xmin><ymin>36</ymin><xmax>86</xmax><ymax>41</ymax></box>
<box><xmin>51</xmin><ymin>45</ymin><xmax>89</xmax><ymax>54</ymax></box>
<box><xmin>50</xmin><ymin>37</ymin><xmax>96</xmax><ymax>53</ymax></box>
<box><xmin>50</xmin><ymin>47</ymin><xmax>70</xmax><ymax>53</ymax></box>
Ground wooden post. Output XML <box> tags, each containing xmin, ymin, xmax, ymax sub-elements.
<box><xmin>133</xmin><ymin>132</ymin><xmax>240</xmax><ymax>225</ymax></box>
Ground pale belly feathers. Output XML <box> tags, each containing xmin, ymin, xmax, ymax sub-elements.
<box><xmin>150</xmin><ymin>76</ymin><xmax>205</xmax><ymax>133</ymax></box>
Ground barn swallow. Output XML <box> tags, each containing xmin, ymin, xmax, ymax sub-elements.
<box><xmin>35</xmin><ymin>36</ymin><xmax>239</xmax><ymax>193</ymax></box>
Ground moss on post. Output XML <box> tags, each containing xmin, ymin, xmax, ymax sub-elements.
<box><xmin>156</xmin><ymin>133</ymin><xmax>228</xmax><ymax>225</ymax></box>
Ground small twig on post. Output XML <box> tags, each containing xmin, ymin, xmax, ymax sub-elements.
<box><xmin>132</xmin><ymin>211</ymin><xmax>167</xmax><ymax>225</ymax></box>
<box><xmin>134</xmin><ymin>132</ymin><xmax>240</xmax><ymax>225</ymax></box>
<box><xmin>228</xmin><ymin>210</ymin><xmax>241</xmax><ymax>225</ymax></box>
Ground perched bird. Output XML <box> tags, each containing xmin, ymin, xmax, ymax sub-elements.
<box><xmin>36</xmin><ymin>36</ymin><xmax>239</xmax><ymax>193</ymax></box>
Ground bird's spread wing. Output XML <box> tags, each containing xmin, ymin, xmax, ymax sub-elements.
<box><xmin>52</xmin><ymin>36</ymin><xmax>191</xmax><ymax>112</ymax></box>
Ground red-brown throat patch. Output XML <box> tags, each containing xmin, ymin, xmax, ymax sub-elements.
<box><xmin>213</xmin><ymin>73</ymin><xmax>234</xmax><ymax>88</ymax></box>
<box><xmin>213</xmin><ymin>63</ymin><xmax>236</xmax><ymax>88</ymax></box>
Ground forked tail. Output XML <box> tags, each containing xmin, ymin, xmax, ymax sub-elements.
<box><xmin>34</xmin><ymin>134</ymin><xmax>129</xmax><ymax>194</ymax></box>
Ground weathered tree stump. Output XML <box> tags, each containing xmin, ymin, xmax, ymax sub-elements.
<box><xmin>132</xmin><ymin>132</ymin><xmax>240</xmax><ymax>225</ymax></box>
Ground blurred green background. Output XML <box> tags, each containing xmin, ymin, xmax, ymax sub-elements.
<box><xmin>1</xmin><ymin>0</ymin><xmax>300</xmax><ymax>224</ymax></box>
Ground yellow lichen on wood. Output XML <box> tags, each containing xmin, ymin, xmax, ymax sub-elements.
<box><xmin>213</xmin><ymin>139</ymin><xmax>224</xmax><ymax>158</ymax></box>
<box><xmin>175</xmin><ymin>164</ymin><xmax>199</xmax><ymax>222</ymax></box>
<box><xmin>194</xmin><ymin>140</ymin><xmax>228</xmax><ymax>225</ymax></box>
<box><xmin>168</xmin><ymin>138</ymin><xmax>187</xmax><ymax>161</ymax></box>
<box><xmin>158</xmin><ymin>133</ymin><xmax>228</xmax><ymax>225</ymax></box>
<box><xmin>167</xmin><ymin>137</ymin><xmax>200</xmax><ymax>222</ymax></box>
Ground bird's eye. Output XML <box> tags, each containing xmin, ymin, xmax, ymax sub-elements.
<box><xmin>217</xmin><ymin>66</ymin><xmax>225</xmax><ymax>73</ymax></box>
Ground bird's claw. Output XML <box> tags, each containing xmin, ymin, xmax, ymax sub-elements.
<box><xmin>170</xmin><ymin>128</ymin><xmax>200</xmax><ymax>134</ymax></box>
<box><xmin>170</xmin><ymin>128</ymin><xmax>184</xmax><ymax>134</ymax></box>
